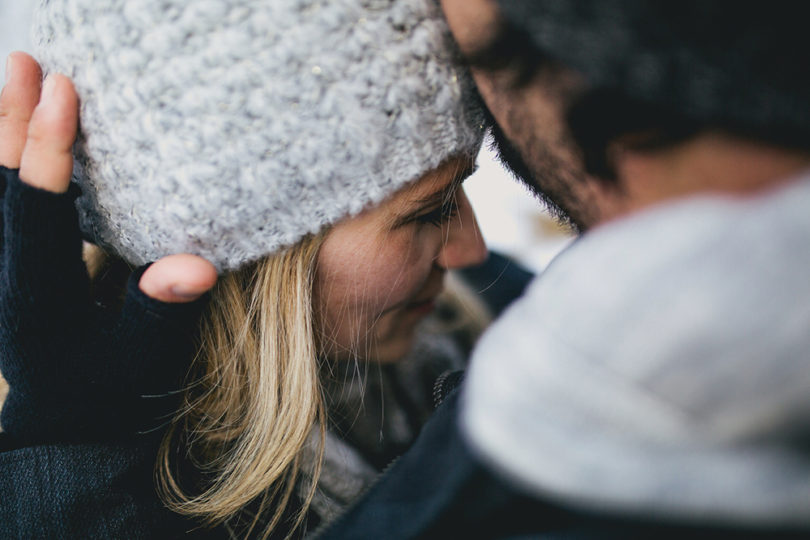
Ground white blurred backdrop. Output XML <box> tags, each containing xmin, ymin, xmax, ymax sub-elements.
<box><xmin>0</xmin><ymin>2</ymin><xmax>571</xmax><ymax>273</ymax></box>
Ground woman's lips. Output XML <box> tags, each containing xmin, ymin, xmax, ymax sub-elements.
<box><xmin>407</xmin><ymin>297</ymin><xmax>437</xmax><ymax>315</ymax></box>
<box><xmin>391</xmin><ymin>270</ymin><xmax>445</xmax><ymax>317</ymax></box>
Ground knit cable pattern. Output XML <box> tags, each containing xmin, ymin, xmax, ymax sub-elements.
<box><xmin>33</xmin><ymin>0</ymin><xmax>485</xmax><ymax>270</ymax></box>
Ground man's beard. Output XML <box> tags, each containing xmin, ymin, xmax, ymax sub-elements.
<box><xmin>486</xmin><ymin>110</ymin><xmax>582</xmax><ymax>233</ymax></box>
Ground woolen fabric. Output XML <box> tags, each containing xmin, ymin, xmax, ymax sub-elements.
<box><xmin>33</xmin><ymin>0</ymin><xmax>485</xmax><ymax>270</ymax></box>
<box><xmin>498</xmin><ymin>0</ymin><xmax>810</xmax><ymax>143</ymax></box>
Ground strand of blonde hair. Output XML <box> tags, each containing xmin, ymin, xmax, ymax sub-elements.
<box><xmin>157</xmin><ymin>233</ymin><xmax>327</xmax><ymax>539</ymax></box>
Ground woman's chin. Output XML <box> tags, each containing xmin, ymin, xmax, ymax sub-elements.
<box><xmin>365</xmin><ymin>326</ymin><xmax>421</xmax><ymax>364</ymax></box>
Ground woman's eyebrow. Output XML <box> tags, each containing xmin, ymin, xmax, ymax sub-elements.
<box><xmin>389</xmin><ymin>163</ymin><xmax>478</xmax><ymax>228</ymax></box>
<box><xmin>411</xmin><ymin>162</ymin><xmax>479</xmax><ymax>208</ymax></box>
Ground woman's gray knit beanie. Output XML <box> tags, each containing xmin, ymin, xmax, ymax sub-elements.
<box><xmin>32</xmin><ymin>0</ymin><xmax>485</xmax><ymax>271</ymax></box>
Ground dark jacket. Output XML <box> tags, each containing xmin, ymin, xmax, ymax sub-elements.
<box><xmin>0</xmin><ymin>433</ymin><xmax>203</xmax><ymax>539</ymax></box>
<box><xmin>316</xmin><ymin>389</ymin><xmax>810</xmax><ymax>540</ymax></box>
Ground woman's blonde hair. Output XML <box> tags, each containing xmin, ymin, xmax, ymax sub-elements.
<box><xmin>154</xmin><ymin>232</ymin><xmax>328</xmax><ymax>539</ymax></box>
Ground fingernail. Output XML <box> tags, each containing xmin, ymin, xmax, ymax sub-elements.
<box><xmin>4</xmin><ymin>55</ymin><xmax>12</xmax><ymax>84</ymax></box>
<box><xmin>41</xmin><ymin>75</ymin><xmax>57</xmax><ymax>104</ymax></box>
<box><xmin>170</xmin><ymin>284</ymin><xmax>208</xmax><ymax>301</ymax></box>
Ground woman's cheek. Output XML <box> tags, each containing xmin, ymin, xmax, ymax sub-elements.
<box><xmin>315</xmin><ymin>222</ymin><xmax>444</xmax><ymax>360</ymax></box>
<box><xmin>379</xmin><ymin>227</ymin><xmax>438</xmax><ymax>292</ymax></box>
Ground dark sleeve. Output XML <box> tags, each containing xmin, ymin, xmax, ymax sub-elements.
<box><xmin>457</xmin><ymin>250</ymin><xmax>535</xmax><ymax>318</ymax></box>
<box><xmin>0</xmin><ymin>166</ymin><xmax>207</xmax><ymax>443</ymax></box>
<box><xmin>0</xmin><ymin>432</ymin><xmax>215</xmax><ymax>539</ymax></box>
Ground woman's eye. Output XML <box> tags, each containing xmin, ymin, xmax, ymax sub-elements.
<box><xmin>416</xmin><ymin>198</ymin><xmax>459</xmax><ymax>227</ymax></box>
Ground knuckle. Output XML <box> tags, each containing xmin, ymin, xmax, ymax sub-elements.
<box><xmin>0</xmin><ymin>106</ymin><xmax>21</xmax><ymax>130</ymax></box>
<box><xmin>26</xmin><ymin>112</ymin><xmax>77</xmax><ymax>151</ymax></box>
<box><xmin>20</xmin><ymin>134</ymin><xmax>50</xmax><ymax>157</ymax></box>
<box><xmin>0</xmin><ymin>97</ymin><xmax>28</xmax><ymax>124</ymax></box>
<box><xmin>0</xmin><ymin>109</ymin><xmax>30</xmax><ymax>138</ymax></box>
<box><xmin>23</xmin><ymin>125</ymin><xmax>46</xmax><ymax>145</ymax></box>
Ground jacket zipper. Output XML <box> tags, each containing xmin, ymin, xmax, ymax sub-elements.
<box><xmin>308</xmin><ymin>452</ymin><xmax>403</xmax><ymax>539</ymax></box>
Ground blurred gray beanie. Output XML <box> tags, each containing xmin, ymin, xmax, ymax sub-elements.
<box><xmin>32</xmin><ymin>0</ymin><xmax>485</xmax><ymax>271</ymax></box>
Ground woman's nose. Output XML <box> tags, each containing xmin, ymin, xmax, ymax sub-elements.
<box><xmin>436</xmin><ymin>188</ymin><xmax>488</xmax><ymax>270</ymax></box>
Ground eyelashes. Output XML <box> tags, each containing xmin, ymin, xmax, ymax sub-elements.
<box><xmin>415</xmin><ymin>196</ymin><xmax>460</xmax><ymax>227</ymax></box>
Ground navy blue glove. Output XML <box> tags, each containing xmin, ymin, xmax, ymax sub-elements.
<box><xmin>0</xmin><ymin>166</ymin><xmax>208</xmax><ymax>443</ymax></box>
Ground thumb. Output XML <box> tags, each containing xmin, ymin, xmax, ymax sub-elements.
<box><xmin>138</xmin><ymin>254</ymin><xmax>217</xmax><ymax>303</ymax></box>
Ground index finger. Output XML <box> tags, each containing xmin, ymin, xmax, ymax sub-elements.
<box><xmin>19</xmin><ymin>74</ymin><xmax>79</xmax><ymax>193</ymax></box>
<box><xmin>0</xmin><ymin>52</ymin><xmax>43</xmax><ymax>169</ymax></box>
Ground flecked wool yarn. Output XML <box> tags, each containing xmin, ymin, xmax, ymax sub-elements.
<box><xmin>32</xmin><ymin>0</ymin><xmax>485</xmax><ymax>271</ymax></box>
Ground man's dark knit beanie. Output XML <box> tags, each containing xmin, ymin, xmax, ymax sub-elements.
<box><xmin>498</xmin><ymin>0</ymin><xmax>810</xmax><ymax>144</ymax></box>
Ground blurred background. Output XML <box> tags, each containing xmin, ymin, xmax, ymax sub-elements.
<box><xmin>0</xmin><ymin>2</ymin><xmax>572</xmax><ymax>274</ymax></box>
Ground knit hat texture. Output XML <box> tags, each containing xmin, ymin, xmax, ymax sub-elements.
<box><xmin>32</xmin><ymin>0</ymin><xmax>485</xmax><ymax>270</ymax></box>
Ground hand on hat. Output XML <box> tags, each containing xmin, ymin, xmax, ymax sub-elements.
<box><xmin>0</xmin><ymin>52</ymin><xmax>217</xmax><ymax>302</ymax></box>
<box><xmin>0</xmin><ymin>52</ymin><xmax>217</xmax><ymax>442</ymax></box>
